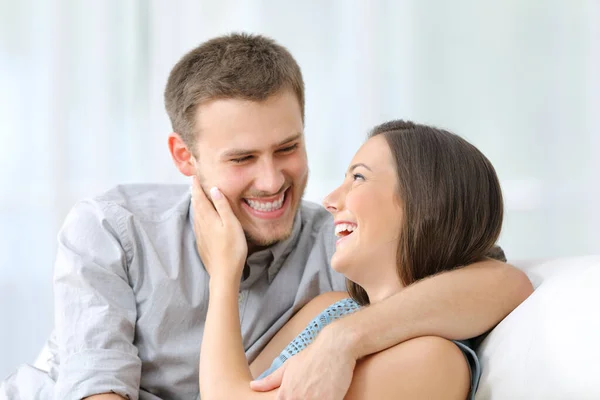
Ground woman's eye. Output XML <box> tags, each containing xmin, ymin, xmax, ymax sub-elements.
<box><xmin>352</xmin><ymin>173</ymin><xmax>365</xmax><ymax>181</ymax></box>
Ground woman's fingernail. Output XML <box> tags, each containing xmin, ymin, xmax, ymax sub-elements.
<box><xmin>210</xmin><ymin>187</ymin><xmax>223</xmax><ymax>200</ymax></box>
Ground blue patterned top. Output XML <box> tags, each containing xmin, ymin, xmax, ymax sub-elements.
<box><xmin>257</xmin><ymin>298</ymin><xmax>361</xmax><ymax>379</ymax></box>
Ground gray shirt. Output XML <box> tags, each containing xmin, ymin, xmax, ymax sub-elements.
<box><xmin>1</xmin><ymin>184</ymin><xmax>345</xmax><ymax>400</ymax></box>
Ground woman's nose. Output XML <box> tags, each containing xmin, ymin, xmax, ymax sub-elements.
<box><xmin>323</xmin><ymin>185</ymin><xmax>344</xmax><ymax>214</ymax></box>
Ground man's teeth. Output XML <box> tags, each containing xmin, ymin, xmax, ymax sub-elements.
<box><xmin>335</xmin><ymin>223</ymin><xmax>357</xmax><ymax>237</ymax></box>
<box><xmin>246</xmin><ymin>193</ymin><xmax>285</xmax><ymax>212</ymax></box>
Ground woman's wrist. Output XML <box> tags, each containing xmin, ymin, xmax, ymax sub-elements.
<box><xmin>209</xmin><ymin>275</ymin><xmax>241</xmax><ymax>296</ymax></box>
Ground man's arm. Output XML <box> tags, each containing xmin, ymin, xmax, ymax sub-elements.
<box><xmin>336</xmin><ymin>258</ymin><xmax>532</xmax><ymax>359</ymax></box>
<box><xmin>252</xmin><ymin>258</ymin><xmax>533</xmax><ymax>399</ymax></box>
<box><xmin>53</xmin><ymin>200</ymin><xmax>141</xmax><ymax>399</ymax></box>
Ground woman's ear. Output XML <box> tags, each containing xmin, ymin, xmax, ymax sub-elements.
<box><xmin>168</xmin><ymin>132</ymin><xmax>196</xmax><ymax>176</ymax></box>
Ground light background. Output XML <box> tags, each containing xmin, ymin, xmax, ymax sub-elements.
<box><xmin>1</xmin><ymin>0</ymin><xmax>599</xmax><ymax>379</ymax></box>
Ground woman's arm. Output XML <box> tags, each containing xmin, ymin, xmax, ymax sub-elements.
<box><xmin>200</xmin><ymin>281</ymin><xmax>276</xmax><ymax>400</ymax></box>
<box><xmin>192</xmin><ymin>183</ymin><xmax>274</xmax><ymax>400</ymax></box>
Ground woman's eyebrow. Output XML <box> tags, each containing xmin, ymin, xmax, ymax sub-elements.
<box><xmin>349</xmin><ymin>163</ymin><xmax>372</xmax><ymax>172</ymax></box>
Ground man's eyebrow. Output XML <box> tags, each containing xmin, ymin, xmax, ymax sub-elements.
<box><xmin>276</xmin><ymin>133</ymin><xmax>302</xmax><ymax>147</ymax></box>
<box><xmin>349</xmin><ymin>163</ymin><xmax>372</xmax><ymax>172</ymax></box>
<box><xmin>221</xmin><ymin>133</ymin><xmax>302</xmax><ymax>158</ymax></box>
<box><xmin>222</xmin><ymin>148</ymin><xmax>254</xmax><ymax>158</ymax></box>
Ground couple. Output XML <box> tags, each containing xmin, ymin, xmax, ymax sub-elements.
<box><xmin>0</xmin><ymin>33</ymin><xmax>532</xmax><ymax>400</ymax></box>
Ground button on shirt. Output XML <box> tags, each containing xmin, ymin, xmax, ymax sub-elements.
<box><xmin>0</xmin><ymin>184</ymin><xmax>345</xmax><ymax>400</ymax></box>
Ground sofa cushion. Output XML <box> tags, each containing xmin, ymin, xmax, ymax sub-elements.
<box><xmin>476</xmin><ymin>256</ymin><xmax>600</xmax><ymax>399</ymax></box>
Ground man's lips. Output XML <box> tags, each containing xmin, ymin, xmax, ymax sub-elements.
<box><xmin>241</xmin><ymin>188</ymin><xmax>291</xmax><ymax>220</ymax></box>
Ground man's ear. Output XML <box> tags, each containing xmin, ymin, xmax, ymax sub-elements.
<box><xmin>168</xmin><ymin>132</ymin><xmax>196</xmax><ymax>177</ymax></box>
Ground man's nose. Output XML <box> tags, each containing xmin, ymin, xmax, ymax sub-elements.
<box><xmin>254</xmin><ymin>159</ymin><xmax>285</xmax><ymax>194</ymax></box>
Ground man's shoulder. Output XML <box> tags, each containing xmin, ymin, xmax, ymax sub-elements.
<box><xmin>295</xmin><ymin>200</ymin><xmax>343</xmax><ymax>289</ymax></box>
<box><xmin>85</xmin><ymin>183</ymin><xmax>191</xmax><ymax>222</ymax></box>
<box><xmin>298</xmin><ymin>200</ymin><xmax>335</xmax><ymax>254</ymax></box>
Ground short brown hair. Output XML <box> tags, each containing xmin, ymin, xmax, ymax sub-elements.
<box><xmin>348</xmin><ymin>120</ymin><xmax>504</xmax><ymax>305</ymax></box>
<box><xmin>164</xmin><ymin>33</ymin><xmax>305</xmax><ymax>147</ymax></box>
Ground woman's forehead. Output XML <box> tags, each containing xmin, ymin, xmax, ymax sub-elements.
<box><xmin>351</xmin><ymin>136</ymin><xmax>392</xmax><ymax>169</ymax></box>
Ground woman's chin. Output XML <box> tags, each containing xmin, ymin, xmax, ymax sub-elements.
<box><xmin>330</xmin><ymin>253</ymin><xmax>352</xmax><ymax>276</ymax></box>
<box><xmin>330</xmin><ymin>254</ymin><xmax>343</xmax><ymax>273</ymax></box>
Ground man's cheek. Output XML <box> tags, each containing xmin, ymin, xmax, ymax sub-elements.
<box><xmin>289</xmin><ymin>154</ymin><xmax>309</xmax><ymax>180</ymax></box>
<box><xmin>215</xmin><ymin>172</ymin><xmax>250</xmax><ymax>205</ymax></box>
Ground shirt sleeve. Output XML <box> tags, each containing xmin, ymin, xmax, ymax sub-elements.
<box><xmin>53</xmin><ymin>199</ymin><xmax>141</xmax><ymax>400</ymax></box>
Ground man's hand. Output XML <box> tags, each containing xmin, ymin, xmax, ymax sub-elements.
<box><xmin>191</xmin><ymin>177</ymin><xmax>247</xmax><ymax>283</ymax></box>
<box><xmin>251</xmin><ymin>325</ymin><xmax>356</xmax><ymax>400</ymax></box>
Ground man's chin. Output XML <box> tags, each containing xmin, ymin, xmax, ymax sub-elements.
<box><xmin>245</xmin><ymin>228</ymin><xmax>293</xmax><ymax>250</ymax></box>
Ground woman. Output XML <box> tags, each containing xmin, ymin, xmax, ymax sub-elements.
<box><xmin>194</xmin><ymin>120</ymin><xmax>503</xmax><ymax>399</ymax></box>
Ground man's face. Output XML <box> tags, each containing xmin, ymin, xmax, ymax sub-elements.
<box><xmin>192</xmin><ymin>89</ymin><xmax>308</xmax><ymax>249</ymax></box>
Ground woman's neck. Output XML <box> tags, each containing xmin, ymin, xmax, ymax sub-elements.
<box><xmin>359</xmin><ymin>260</ymin><xmax>404</xmax><ymax>304</ymax></box>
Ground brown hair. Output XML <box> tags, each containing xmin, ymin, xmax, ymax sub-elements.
<box><xmin>348</xmin><ymin>120</ymin><xmax>504</xmax><ymax>305</ymax></box>
<box><xmin>164</xmin><ymin>33</ymin><xmax>305</xmax><ymax>147</ymax></box>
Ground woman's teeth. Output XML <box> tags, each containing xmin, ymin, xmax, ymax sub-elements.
<box><xmin>245</xmin><ymin>193</ymin><xmax>285</xmax><ymax>212</ymax></box>
<box><xmin>335</xmin><ymin>223</ymin><xmax>357</xmax><ymax>237</ymax></box>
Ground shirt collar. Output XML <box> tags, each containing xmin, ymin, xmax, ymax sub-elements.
<box><xmin>266</xmin><ymin>208</ymin><xmax>303</xmax><ymax>282</ymax></box>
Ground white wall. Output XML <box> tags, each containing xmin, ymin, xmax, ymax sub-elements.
<box><xmin>1</xmin><ymin>0</ymin><xmax>599</xmax><ymax>379</ymax></box>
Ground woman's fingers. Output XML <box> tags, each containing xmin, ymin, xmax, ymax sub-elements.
<box><xmin>209</xmin><ymin>186</ymin><xmax>234</xmax><ymax>226</ymax></box>
<box><xmin>190</xmin><ymin>178</ymin><xmax>248</xmax><ymax>280</ymax></box>
<box><xmin>192</xmin><ymin>176</ymin><xmax>218</xmax><ymax>223</ymax></box>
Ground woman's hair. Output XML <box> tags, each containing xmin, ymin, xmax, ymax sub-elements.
<box><xmin>347</xmin><ymin>120</ymin><xmax>504</xmax><ymax>305</ymax></box>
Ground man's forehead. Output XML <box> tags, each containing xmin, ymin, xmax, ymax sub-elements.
<box><xmin>194</xmin><ymin>92</ymin><xmax>301</xmax><ymax>126</ymax></box>
<box><xmin>192</xmin><ymin>92</ymin><xmax>304</xmax><ymax>156</ymax></box>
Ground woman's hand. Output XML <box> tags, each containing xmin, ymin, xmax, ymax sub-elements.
<box><xmin>191</xmin><ymin>177</ymin><xmax>247</xmax><ymax>285</ymax></box>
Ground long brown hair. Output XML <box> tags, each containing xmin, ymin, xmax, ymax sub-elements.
<box><xmin>348</xmin><ymin>120</ymin><xmax>504</xmax><ymax>305</ymax></box>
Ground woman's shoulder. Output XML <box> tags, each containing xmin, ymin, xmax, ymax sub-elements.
<box><xmin>304</xmin><ymin>291</ymin><xmax>353</xmax><ymax>313</ymax></box>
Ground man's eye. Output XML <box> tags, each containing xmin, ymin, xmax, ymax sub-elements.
<box><xmin>352</xmin><ymin>173</ymin><xmax>365</xmax><ymax>181</ymax></box>
<box><xmin>277</xmin><ymin>144</ymin><xmax>298</xmax><ymax>153</ymax></box>
<box><xmin>232</xmin><ymin>156</ymin><xmax>253</xmax><ymax>163</ymax></box>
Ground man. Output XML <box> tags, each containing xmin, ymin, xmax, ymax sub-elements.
<box><xmin>1</xmin><ymin>33</ymin><xmax>532</xmax><ymax>400</ymax></box>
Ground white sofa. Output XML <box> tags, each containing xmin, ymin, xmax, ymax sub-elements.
<box><xmin>476</xmin><ymin>255</ymin><xmax>600</xmax><ymax>399</ymax></box>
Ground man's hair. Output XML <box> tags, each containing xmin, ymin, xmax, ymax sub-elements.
<box><xmin>164</xmin><ymin>33</ymin><xmax>305</xmax><ymax>147</ymax></box>
<box><xmin>347</xmin><ymin>120</ymin><xmax>504</xmax><ymax>305</ymax></box>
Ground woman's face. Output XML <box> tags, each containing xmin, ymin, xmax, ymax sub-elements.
<box><xmin>323</xmin><ymin>135</ymin><xmax>403</xmax><ymax>292</ymax></box>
